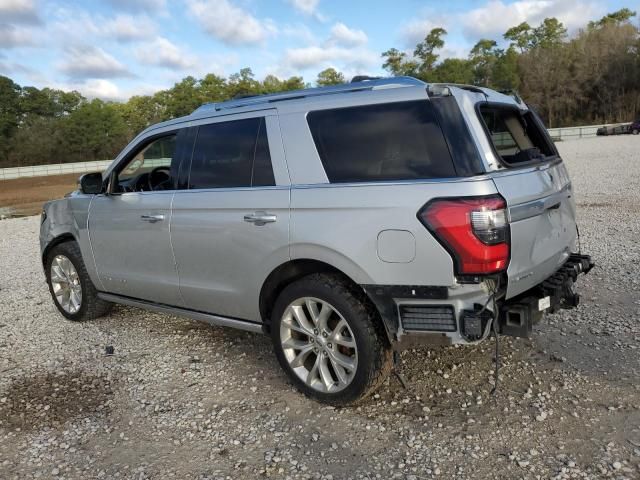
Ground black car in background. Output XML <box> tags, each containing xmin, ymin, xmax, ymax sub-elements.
<box><xmin>597</xmin><ymin>120</ymin><xmax>640</xmax><ymax>135</ymax></box>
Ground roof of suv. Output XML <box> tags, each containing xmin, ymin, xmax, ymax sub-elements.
<box><xmin>137</xmin><ymin>76</ymin><xmax>524</xmax><ymax>138</ymax></box>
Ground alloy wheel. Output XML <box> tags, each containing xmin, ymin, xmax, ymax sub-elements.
<box><xmin>280</xmin><ymin>297</ymin><xmax>358</xmax><ymax>393</ymax></box>
<box><xmin>50</xmin><ymin>254</ymin><xmax>82</xmax><ymax>314</ymax></box>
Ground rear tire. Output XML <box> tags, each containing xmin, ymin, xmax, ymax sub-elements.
<box><xmin>271</xmin><ymin>273</ymin><xmax>392</xmax><ymax>405</ymax></box>
<box><xmin>632</xmin><ymin>129</ymin><xmax>639</xmax><ymax>135</ymax></box>
<box><xmin>45</xmin><ymin>241</ymin><xmax>112</xmax><ymax>321</ymax></box>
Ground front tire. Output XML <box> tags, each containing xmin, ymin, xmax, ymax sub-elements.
<box><xmin>632</xmin><ymin>128</ymin><xmax>639</xmax><ymax>135</ymax></box>
<box><xmin>45</xmin><ymin>241</ymin><xmax>112</xmax><ymax>321</ymax></box>
<box><xmin>271</xmin><ymin>273</ymin><xmax>392</xmax><ymax>405</ymax></box>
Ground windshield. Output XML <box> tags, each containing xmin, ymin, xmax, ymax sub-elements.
<box><xmin>479</xmin><ymin>105</ymin><xmax>556</xmax><ymax>166</ymax></box>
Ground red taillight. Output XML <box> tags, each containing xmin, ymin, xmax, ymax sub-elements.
<box><xmin>418</xmin><ymin>196</ymin><xmax>510</xmax><ymax>275</ymax></box>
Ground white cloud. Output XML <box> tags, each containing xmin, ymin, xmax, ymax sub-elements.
<box><xmin>104</xmin><ymin>0</ymin><xmax>166</xmax><ymax>12</ymax></box>
<box><xmin>281</xmin><ymin>23</ymin><xmax>317</xmax><ymax>43</ymax></box>
<box><xmin>287</xmin><ymin>0</ymin><xmax>318</xmax><ymax>15</ymax></box>
<box><xmin>0</xmin><ymin>0</ymin><xmax>40</xmax><ymax>24</ymax></box>
<box><xmin>461</xmin><ymin>0</ymin><xmax>604</xmax><ymax>40</ymax></box>
<box><xmin>136</xmin><ymin>37</ymin><xmax>196</xmax><ymax>70</ymax></box>
<box><xmin>50</xmin><ymin>11</ymin><xmax>157</xmax><ymax>44</ymax></box>
<box><xmin>50</xmin><ymin>79</ymin><xmax>172</xmax><ymax>102</ymax></box>
<box><xmin>329</xmin><ymin>22</ymin><xmax>367</xmax><ymax>47</ymax></box>
<box><xmin>278</xmin><ymin>20</ymin><xmax>376</xmax><ymax>76</ymax></box>
<box><xmin>187</xmin><ymin>0</ymin><xmax>276</xmax><ymax>46</ymax></box>
<box><xmin>0</xmin><ymin>23</ymin><xmax>35</xmax><ymax>48</ymax></box>
<box><xmin>401</xmin><ymin>15</ymin><xmax>450</xmax><ymax>46</ymax></box>
<box><xmin>284</xmin><ymin>45</ymin><xmax>377</xmax><ymax>71</ymax></box>
<box><xmin>58</xmin><ymin>45</ymin><xmax>133</xmax><ymax>79</ymax></box>
<box><xmin>287</xmin><ymin>0</ymin><xmax>327</xmax><ymax>22</ymax></box>
<box><xmin>78</xmin><ymin>79</ymin><xmax>122</xmax><ymax>100</ymax></box>
<box><xmin>103</xmin><ymin>14</ymin><xmax>157</xmax><ymax>42</ymax></box>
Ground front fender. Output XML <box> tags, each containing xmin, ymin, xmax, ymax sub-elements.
<box><xmin>40</xmin><ymin>196</ymin><xmax>101</xmax><ymax>289</ymax></box>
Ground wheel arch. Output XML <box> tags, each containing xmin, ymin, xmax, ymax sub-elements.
<box><xmin>259</xmin><ymin>258</ymin><xmax>393</xmax><ymax>344</ymax></box>
<box><xmin>42</xmin><ymin>233</ymin><xmax>77</xmax><ymax>265</ymax></box>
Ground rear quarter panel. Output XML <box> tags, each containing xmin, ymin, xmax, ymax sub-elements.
<box><xmin>290</xmin><ymin>179</ymin><xmax>499</xmax><ymax>287</ymax></box>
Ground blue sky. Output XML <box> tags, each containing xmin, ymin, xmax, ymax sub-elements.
<box><xmin>0</xmin><ymin>0</ymin><xmax>636</xmax><ymax>101</ymax></box>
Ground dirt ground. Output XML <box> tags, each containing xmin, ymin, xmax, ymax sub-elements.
<box><xmin>0</xmin><ymin>174</ymin><xmax>79</xmax><ymax>217</ymax></box>
<box><xmin>0</xmin><ymin>136</ymin><xmax>639</xmax><ymax>479</ymax></box>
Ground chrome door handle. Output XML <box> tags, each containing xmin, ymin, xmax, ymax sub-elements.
<box><xmin>140</xmin><ymin>214</ymin><xmax>165</xmax><ymax>223</ymax></box>
<box><xmin>243</xmin><ymin>212</ymin><xmax>277</xmax><ymax>226</ymax></box>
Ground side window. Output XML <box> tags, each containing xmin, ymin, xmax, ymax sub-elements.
<box><xmin>116</xmin><ymin>134</ymin><xmax>178</xmax><ymax>192</ymax></box>
<box><xmin>307</xmin><ymin>101</ymin><xmax>456</xmax><ymax>183</ymax></box>
<box><xmin>189</xmin><ymin>117</ymin><xmax>275</xmax><ymax>189</ymax></box>
<box><xmin>479</xmin><ymin>105</ymin><xmax>555</xmax><ymax>166</ymax></box>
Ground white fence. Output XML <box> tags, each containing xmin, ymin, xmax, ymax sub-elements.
<box><xmin>0</xmin><ymin>160</ymin><xmax>112</xmax><ymax>181</ymax></box>
<box><xmin>547</xmin><ymin>123</ymin><xmax>623</xmax><ymax>140</ymax></box>
<box><xmin>0</xmin><ymin>122</ymin><xmax>627</xmax><ymax>181</ymax></box>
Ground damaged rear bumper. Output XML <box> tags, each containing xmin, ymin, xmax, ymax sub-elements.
<box><xmin>498</xmin><ymin>253</ymin><xmax>594</xmax><ymax>338</ymax></box>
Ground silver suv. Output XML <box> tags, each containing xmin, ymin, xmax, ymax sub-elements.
<box><xmin>40</xmin><ymin>77</ymin><xmax>593</xmax><ymax>405</ymax></box>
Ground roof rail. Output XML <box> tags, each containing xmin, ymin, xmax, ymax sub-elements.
<box><xmin>192</xmin><ymin>76</ymin><xmax>425</xmax><ymax>115</ymax></box>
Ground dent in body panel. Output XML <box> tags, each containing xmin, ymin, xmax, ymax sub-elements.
<box><xmin>40</xmin><ymin>195</ymin><xmax>103</xmax><ymax>289</ymax></box>
<box><xmin>491</xmin><ymin>162</ymin><xmax>578</xmax><ymax>299</ymax></box>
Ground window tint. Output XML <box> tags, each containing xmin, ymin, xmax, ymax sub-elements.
<box><xmin>251</xmin><ymin>118</ymin><xmax>276</xmax><ymax>187</ymax></box>
<box><xmin>307</xmin><ymin>101</ymin><xmax>456</xmax><ymax>183</ymax></box>
<box><xmin>189</xmin><ymin>117</ymin><xmax>275</xmax><ymax>189</ymax></box>
<box><xmin>479</xmin><ymin>105</ymin><xmax>555</xmax><ymax>166</ymax></box>
<box><xmin>119</xmin><ymin>135</ymin><xmax>177</xmax><ymax>183</ymax></box>
<box><xmin>116</xmin><ymin>134</ymin><xmax>179</xmax><ymax>192</ymax></box>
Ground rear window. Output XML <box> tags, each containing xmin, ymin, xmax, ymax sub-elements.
<box><xmin>307</xmin><ymin>101</ymin><xmax>456</xmax><ymax>183</ymax></box>
<box><xmin>479</xmin><ymin>105</ymin><xmax>556</xmax><ymax>166</ymax></box>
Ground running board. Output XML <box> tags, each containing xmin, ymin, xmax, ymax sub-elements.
<box><xmin>97</xmin><ymin>293</ymin><xmax>264</xmax><ymax>334</ymax></box>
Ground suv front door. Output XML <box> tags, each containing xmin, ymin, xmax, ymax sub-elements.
<box><xmin>88</xmin><ymin>129</ymin><xmax>192</xmax><ymax>306</ymax></box>
<box><xmin>171</xmin><ymin>113</ymin><xmax>290</xmax><ymax>321</ymax></box>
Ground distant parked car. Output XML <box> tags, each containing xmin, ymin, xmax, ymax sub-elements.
<box><xmin>631</xmin><ymin>119</ymin><xmax>640</xmax><ymax>135</ymax></box>
<box><xmin>597</xmin><ymin>123</ymin><xmax>632</xmax><ymax>136</ymax></box>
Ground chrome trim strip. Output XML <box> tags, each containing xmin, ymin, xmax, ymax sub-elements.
<box><xmin>509</xmin><ymin>185</ymin><xmax>572</xmax><ymax>222</ymax></box>
<box><xmin>291</xmin><ymin>175</ymin><xmax>493</xmax><ymax>189</ymax></box>
<box><xmin>98</xmin><ymin>293</ymin><xmax>265</xmax><ymax>334</ymax></box>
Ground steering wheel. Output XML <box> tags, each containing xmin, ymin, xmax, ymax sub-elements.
<box><xmin>147</xmin><ymin>166</ymin><xmax>172</xmax><ymax>191</ymax></box>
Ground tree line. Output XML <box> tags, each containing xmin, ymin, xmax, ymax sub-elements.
<box><xmin>0</xmin><ymin>8</ymin><xmax>637</xmax><ymax>168</ymax></box>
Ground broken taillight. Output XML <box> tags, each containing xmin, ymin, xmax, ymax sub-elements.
<box><xmin>418</xmin><ymin>196</ymin><xmax>510</xmax><ymax>275</ymax></box>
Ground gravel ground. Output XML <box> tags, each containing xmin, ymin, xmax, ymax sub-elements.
<box><xmin>1</xmin><ymin>135</ymin><xmax>639</xmax><ymax>480</ymax></box>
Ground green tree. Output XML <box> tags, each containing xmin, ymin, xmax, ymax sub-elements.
<box><xmin>491</xmin><ymin>47</ymin><xmax>520</xmax><ymax>91</ymax></box>
<box><xmin>117</xmin><ymin>95</ymin><xmax>165</xmax><ymax>139</ymax></box>
<box><xmin>20</xmin><ymin>86</ymin><xmax>57</xmax><ymax>119</ymax></box>
<box><xmin>0</xmin><ymin>75</ymin><xmax>21</xmax><ymax>162</ymax></box>
<box><xmin>430</xmin><ymin>58</ymin><xmax>474</xmax><ymax>84</ymax></box>
<box><xmin>414</xmin><ymin>28</ymin><xmax>447</xmax><ymax>78</ymax></box>
<box><xmin>589</xmin><ymin>8</ymin><xmax>636</xmax><ymax>29</ymax></box>
<box><xmin>227</xmin><ymin>68</ymin><xmax>261</xmax><ymax>98</ymax></box>
<box><xmin>7</xmin><ymin>117</ymin><xmax>62</xmax><ymax>165</ymax></box>
<box><xmin>504</xmin><ymin>22</ymin><xmax>533</xmax><ymax>52</ymax></box>
<box><xmin>199</xmin><ymin>73</ymin><xmax>228</xmax><ymax>103</ymax></box>
<box><xmin>316</xmin><ymin>68</ymin><xmax>345</xmax><ymax>86</ymax></box>
<box><xmin>261</xmin><ymin>74</ymin><xmax>306</xmax><ymax>93</ymax></box>
<box><xmin>470</xmin><ymin>39</ymin><xmax>500</xmax><ymax>86</ymax></box>
<box><xmin>381</xmin><ymin>48</ymin><xmax>418</xmax><ymax>76</ymax></box>
<box><xmin>531</xmin><ymin>18</ymin><xmax>567</xmax><ymax>48</ymax></box>
<box><xmin>60</xmin><ymin>99</ymin><xmax>128</xmax><ymax>161</ymax></box>
<box><xmin>162</xmin><ymin>76</ymin><xmax>201</xmax><ymax>119</ymax></box>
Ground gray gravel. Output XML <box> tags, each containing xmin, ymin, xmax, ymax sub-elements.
<box><xmin>1</xmin><ymin>135</ymin><xmax>639</xmax><ymax>479</ymax></box>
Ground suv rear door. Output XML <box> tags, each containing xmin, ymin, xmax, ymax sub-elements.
<box><xmin>170</xmin><ymin>112</ymin><xmax>290</xmax><ymax>322</ymax></box>
<box><xmin>477</xmin><ymin>103</ymin><xmax>578</xmax><ymax>298</ymax></box>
